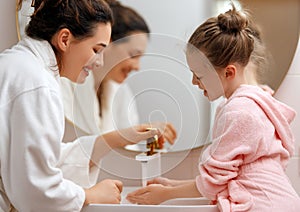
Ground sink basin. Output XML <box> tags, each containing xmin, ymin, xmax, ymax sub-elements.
<box><xmin>161</xmin><ymin>197</ymin><xmax>212</xmax><ymax>205</ymax></box>
<box><xmin>82</xmin><ymin>187</ymin><xmax>219</xmax><ymax>212</ymax></box>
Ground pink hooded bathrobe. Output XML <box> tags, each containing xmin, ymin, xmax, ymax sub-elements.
<box><xmin>196</xmin><ymin>85</ymin><xmax>300</xmax><ymax>212</ymax></box>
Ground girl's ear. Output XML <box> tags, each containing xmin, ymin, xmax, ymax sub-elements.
<box><xmin>225</xmin><ymin>64</ymin><xmax>236</xmax><ymax>79</ymax></box>
<box><xmin>52</xmin><ymin>28</ymin><xmax>73</xmax><ymax>52</ymax></box>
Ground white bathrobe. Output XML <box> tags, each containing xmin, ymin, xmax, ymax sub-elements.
<box><xmin>0</xmin><ymin>37</ymin><xmax>98</xmax><ymax>211</ymax></box>
<box><xmin>60</xmin><ymin>73</ymin><xmax>139</xmax><ymax>140</ymax></box>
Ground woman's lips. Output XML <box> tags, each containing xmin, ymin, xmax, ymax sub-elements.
<box><xmin>122</xmin><ymin>69</ymin><xmax>131</xmax><ymax>78</ymax></box>
<box><xmin>83</xmin><ymin>67</ymin><xmax>90</xmax><ymax>76</ymax></box>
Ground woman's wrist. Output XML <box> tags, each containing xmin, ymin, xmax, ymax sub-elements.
<box><xmin>83</xmin><ymin>189</ymin><xmax>90</xmax><ymax>206</ymax></box>
<box><xmin>101</xmin><ymin>131</ymin><xmax>128</xmax><ymax>148</ymax></box>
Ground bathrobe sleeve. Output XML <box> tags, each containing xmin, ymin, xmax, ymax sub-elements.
<box><xmin>58</xmin><ymin>135</ymin><xmax>100</xmax><ymax>188</ymax></box>
<box><xmin>7</xmin><ymin>87</ymin><xmax>85</xmax><ymax>211</ymax></box>
<box><xmin>196</xmin><ymin>107</ymin><xmax>266</xmax><ymax>200</ymax></box>
<box><xmin>114</xmin><ymin>83</ymin><xmax>140</xmax><ymax>128</ymax></box>
<box><xmin>100</xmin><ymin>81</ymin><xmax>140</xmax><ymax>133</ymax></box>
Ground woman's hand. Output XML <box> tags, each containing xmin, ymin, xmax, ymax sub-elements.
<box><xmin>90</xmin><ymin>122</ymin><xmax>177</xmax><ymax>165</ymax></box>
<box><xmin>137</xmin><ymin>122</ymin><xmax>177</xmax><ymax>147</ymax></box>
<box><xmin>126</xmin><ymin>179</ymin><xmax>201</xmax><ymax>205</ymax></box>
<box><xmin>126</xmin><ymin>184</ymin><xmax>172</xmax><ymax>205</ymax></box>
<box><xmin>105</xmin><ymin>122</ymin><xmax>177</xmax><ymax>148</ymax></box>
<box><xmin>84</xmin><ymin>179</ymin><xmax>123</xmax><ymax>205</ymax></box>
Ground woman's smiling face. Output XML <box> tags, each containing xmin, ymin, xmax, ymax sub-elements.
<box><xmin>103</xmin><ymin>33</ymin><xmax>148</xmax><ymax>83</ymax></box>
<box><xmin>59</xmin><ymin>23</ymin><xmax>112</xmax><ymax>84</ymax></box>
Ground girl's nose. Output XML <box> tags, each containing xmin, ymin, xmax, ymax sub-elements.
<box><xmin>192</xmin><ymin>74</ymin><xmax>198</xmax><ymax>85</ymax></box>
<box><xmin>131</xmin><ymin>58</ymin><xmax>140</xmax><ymax>71</ymax></box>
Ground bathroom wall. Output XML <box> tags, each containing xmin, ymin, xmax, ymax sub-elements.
<box><xmin>0</xmin><ymin>0</ymin><xmax>18</xmax><ymax>51</ymax></box>
<box><xmin>240</xmin><ymin>0</ymin><xmax>300</xmax><ymax>91</ymax></box>
<box><xmin>276</xmin><ymin>37</ymin><xmax>300</xmax><ymax>194</ymax></box>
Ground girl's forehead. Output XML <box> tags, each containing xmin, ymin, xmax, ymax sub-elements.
<box><xmin>186</xmin><ymin>50</ymin><xmax>215</xmax><ymax>75</ymax></box>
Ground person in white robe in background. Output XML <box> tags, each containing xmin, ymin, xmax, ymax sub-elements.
<box><xmin>0</xmin><ymin>0</ymin><xmax>172</xmax><ymax>211</ymax></box>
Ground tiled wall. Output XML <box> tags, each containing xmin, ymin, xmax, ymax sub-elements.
<box><xmin>275</xmin><ymin>37</ymin><xmax>300</xmax><ymax>194</ymax></box>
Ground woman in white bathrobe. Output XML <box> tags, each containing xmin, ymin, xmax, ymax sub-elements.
<box><xmin>0</xmin><ymin>0</ymin><xmax>169</xmax><ymax>211</ymax></box>
<box><xmin>60</xmin><ymin>1</ymin><xmax>177</xmax><ymax>162</ymax></box>
<box><xmin>61</xmin><ymin>0</ymin><xmax>177</xmax><ymax>140</ymax></box>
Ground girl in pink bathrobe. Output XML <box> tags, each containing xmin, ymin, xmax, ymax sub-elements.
<box><xmin>127</xmin><ymin>4</ymin><xmax>300</xmax><ymax>212</ymax></box>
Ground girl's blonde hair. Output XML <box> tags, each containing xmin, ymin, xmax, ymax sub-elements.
<box><xmin>188</xmin><ymin>4</ymin><xmax>255</xmax><ymax>69</ymax></box>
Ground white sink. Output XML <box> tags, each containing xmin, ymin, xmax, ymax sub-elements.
<box><xmin>81</xmin><ymin>187</ymin><xmax>219</xmax><ymax>212</ymax></box>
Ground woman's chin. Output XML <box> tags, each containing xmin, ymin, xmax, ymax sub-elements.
<box><xmin>77</xmin><ymin>78</ymin><xmax>86</xmax><ymax>84</ymax></box>
<box><xmin>112</xmin><ymin>77</ymin><xmax>126</xmax><ymax>84</ymax></box>
<box><xmin>75</xmin><ymin>71</ymin><xmax>89</xmax><ymax>84</ymax></box>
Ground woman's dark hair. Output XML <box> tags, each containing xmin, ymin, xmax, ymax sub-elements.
<box><xmin>188</xmin><ymin>4</ymin><xmax>255</xmax><ymax>69</ymax></box>
<box><xmin>17</xmin><ymin>0</ymin><xmax>113</xmax><ymax>42</ymax></box>
<box><xmin>104</xmin><ymin>0</ymin><xmax>150</xmax><ymax>41</ymax></box>
<box><xmin>97</xmin><ymin>0</ymin><xmax>150</xmax><ymax>117</ymax></box>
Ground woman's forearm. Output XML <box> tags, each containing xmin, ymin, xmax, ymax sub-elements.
<box><xmin>89</xmin><ymin>125</ymin><xmax>163</xmax><ymax>166</ymax></box>
<box><xmin>89</xmin><ymin>131</ymin><xmax>128</xmax><ymax>167</ymax></box>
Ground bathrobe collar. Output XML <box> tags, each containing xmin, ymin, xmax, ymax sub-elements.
<box><xmin>20</xmin><ymin>36</ymin><xmax>59</xmax><ymax>80</ymax></box>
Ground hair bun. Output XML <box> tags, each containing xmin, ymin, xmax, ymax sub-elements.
<box><xmin>217</xmin><ymin>7</ymin><xmax>249</xmax><ymax>33</ymax></box>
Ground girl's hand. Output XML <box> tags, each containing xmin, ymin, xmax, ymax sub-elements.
<box><xmin>126</xmin><ymin>180</ymin><xmax>201</xmax><ymax>205</ymax></box>
<box><xmin>147</xmin><ymin>177</ymin><xmax>195</xmax><ymax>187</ymax></box>
<box><xmin>126</xmin><ymin>184</ymin><xmax>171</xmax><ymax>205</ymax></box>
<box><xmin>147</xmin><ymin>177</ymin><xmax>177</xmax><ymax>187</ymax></box>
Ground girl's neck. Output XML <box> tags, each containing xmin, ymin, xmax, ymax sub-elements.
<box><xmin>225</xmin><ymin>72</ymin><xmax>247</xmax><ymax>99</ymax></box>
